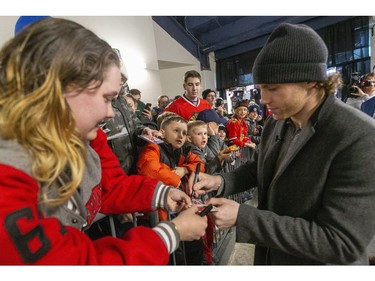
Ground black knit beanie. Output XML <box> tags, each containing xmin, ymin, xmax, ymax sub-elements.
<box><xmin>252</xmin><ymin>23</ymin><xmax>328</xmax><ymax>84</ymax></box>
<box><xmin>202</xmin><ymin>89</ymin><xmax>216</xmax><ymax>99</ymax></box>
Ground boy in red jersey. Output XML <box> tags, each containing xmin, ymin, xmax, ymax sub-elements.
<box><xmin>164</xmin><ymin>70</ymin><xmax>211</xmax><ymax>121</ymax></box>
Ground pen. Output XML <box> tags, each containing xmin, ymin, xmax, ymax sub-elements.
<box><xmin>198</xmin><ymin>204</ymin><xmax>213</xmax><ymax>217</ymax></box>
<box><xmin>191</xmin><ymin>163</ymin><xmax>201</xmax><ymax>197</ymax></box>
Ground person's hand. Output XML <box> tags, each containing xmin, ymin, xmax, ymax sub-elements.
<box><xmin>207</xmin><ymin>122</ymin><xmax>218</xmax><ymax>136</ymax></box>
<box><xmin>174</xmin><ymin>166</ymin><xmax>188</xmax><ymax>178</ymax></box>
<box><xmin>205</xmin><ymin>197</ymin><xmax>240</xmax><ymax>229</ymax></box>
<box><xmin>142</xmin><ymin>127</ymin><xmax>162</xmax><ymax>138</ymax></box>
<box><xmin>142</xmin><ymin>108</ymin><xmax>152</xmax><ymax>119</ymax></box>
<box><xmin>171</xmin><ymin>205</ymin><xmax>207</xmax><ymax>241</ymax></box>
<box><xmin>167</xmin><ymin>188</ymin><xmax>192</xmax><ymax>212</ymax></box>
<box><xmin>188</xmin><ymin>171</ymin><xmax>222</xmax><ymax>197</ymax></box>
<box><xmin>351</xmin><ymin>86</ymin><xmax>366</xmax><ymax>97</ymax></box>
<box><xmin>245</xmin><ymin>141</ymin><xmax>256</xmax><ymax>149</ymax></box>
<box><xmin>218</xmin><ymin>148</ymin><xmax>232</xmax><ymax>162</ymax></box>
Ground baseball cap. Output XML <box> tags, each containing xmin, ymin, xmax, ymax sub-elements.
<box><xmin>197</xmin><ymin>109</ymin><xmax>227</xmax><ymax>124</ymax></box>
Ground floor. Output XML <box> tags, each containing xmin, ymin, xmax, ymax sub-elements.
<box><xmin>221</xmin><ymin>234</ymin><xmax>255</xmax><ymax>265</ymax></box>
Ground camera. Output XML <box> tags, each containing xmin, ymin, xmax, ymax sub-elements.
<box><xmin>250</xmin><ymin>88</ymin><xmax>260</xmax><ymax>100</ymax></box>
<box><xmin>348</xmin><ymin>72</ymin><xmax>363</xmax><ymax>96</ymax></box>
<box><xmin>347</xmin><ymin>72</ymin><xmax>374</xmax><ymax>99</ymax></box>
<box><xmin>348</xmin><ymin>85</ymin><xmax>359</xmax><ymax>94</ymax></box>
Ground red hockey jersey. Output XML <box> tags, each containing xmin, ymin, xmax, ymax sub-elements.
<box><xmin>0</xmin><ymin>130</ymin><xmax>173</xmax><ymax>265</ymax></box>
<box><xmin>164</xmin><ymin>95</ymin><xmax>212</xmax><ymax>121</ymax></box>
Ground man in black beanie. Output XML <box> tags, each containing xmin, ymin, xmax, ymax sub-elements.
<box><xmin>190</xmin><ymin>23</ymin><xmax>375</xmax><ymax>265</ymax></box>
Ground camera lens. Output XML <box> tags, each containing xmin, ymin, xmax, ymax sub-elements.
<box><xmin>349</xmin><ymin>86</ymin><xmax>358</xmax><ymax>93</ymax></box>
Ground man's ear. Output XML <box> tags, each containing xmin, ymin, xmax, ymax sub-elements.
<box><xmin>307</xmin><ymin>81</ymin><xmax>318</xmax><ymax>89</ymax></box>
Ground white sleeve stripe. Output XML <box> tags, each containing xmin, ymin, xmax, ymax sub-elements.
<box><xmin>153</xmin><ymin>183</ymin><xmax>170</xmax><ymax>210</ymax></box>
<box><xmin>153</xmin><ymin>183</ymin><xmax>163</xmax><ymax>206</ymax></box>
<box><xmin>159</xmin><ymin>187</ymin><xmax>169</xmax><ymax>209</ymax></box>
<box><xmin>154</xmin><ymin>227</ymin><xmax>171</xmax><ymax>253</ymax></box>
<box><xmin>153</xmin><ymin>182</ymin><xmax>166</xmax><ymax>209</ymax></box>
<box><xmin>154</xmin><ymin>222</ymin><xmax>179</xmax><ymax>253</ymax></box>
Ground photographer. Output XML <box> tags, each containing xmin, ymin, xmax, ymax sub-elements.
<box><xmin>359</xmin><ymin>73</ymin><xmax>375</xmax><ymax>118</ymax></box>
<box><xmin>346</xmin><ymin>72</ymin><xmax>375</xmax><ymax>111</ymax></box>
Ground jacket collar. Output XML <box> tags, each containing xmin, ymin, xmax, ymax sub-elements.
<box><xmin>268</xmin><ymin>95</ymin><xmax>331</xmax><ymax>187</ymax></box>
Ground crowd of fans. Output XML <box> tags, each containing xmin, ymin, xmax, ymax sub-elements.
<box><xmin>104</xmin><ymin>68</ymin><xmax>375</xmax><ymax>266</ymax></box>
<box><xmin>98</xmin><ymin>69</ymin><xmax>262</xmax><ymax>265</ymax></box>
<box><xmin>3</xmin><ymin>17</ymin><xmax>375</xmax><ymax>266</ymax></box>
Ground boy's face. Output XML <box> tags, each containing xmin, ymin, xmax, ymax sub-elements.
<box><xmin>248</xmin><ymin>111</ymin><xmax>258</xmax><ymax>120</ymax></box>
<box><xmin>218</xmin><ymin>129</ymin><xmax>226</xmax><ymax>140</ymax></box>
<box><xmin>187</xmin><ymin>125</ymin><xmax>208</xmax><ymax>149</ymax></box>
<box><xmin>234</xmin><ymin>106</ymin><xmax>248</xmax><ymax>120</ymax></box>
<box><xmin>161</xmin><ymin>121</ymin><xmax>187</xmax><ymax>150</ymax></box>
<box><xmin>183</xmin><ymin>77</ymin><xmax>201</xmax><ymax>100</ymax></box>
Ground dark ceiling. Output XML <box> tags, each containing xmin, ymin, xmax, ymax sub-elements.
<box><xmin>152</xmin><ymin>16</ymin><xmax>355</xmax><ymax>69</ymax></box>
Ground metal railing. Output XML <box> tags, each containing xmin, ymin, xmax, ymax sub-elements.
<box><xmin>212</xmin><ymin>146</ymin><xmax>256</xmax><ymax>264</ymax></box>
<box><xmin>90</xmin><ymin>146</ymin><xmax>256</xmax><ymax>264</ymax></box>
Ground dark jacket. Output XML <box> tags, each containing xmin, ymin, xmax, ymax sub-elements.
<box><xmin>360</xmin><ymin>96</ymin><xmax>375</xmax><ymax>117</ymax></box>
<box><xmin>221</xmin><ymin>94</ymin><xmax>375</xmax><ymax>264</ymax></box>
<box><xmin>137</xmin><ymin>142</ymin><xmax>204</xmax><ymax>188</ymax></box>
<box><xmin>103</xmin><ymin>95</ymin><xmax>145</xmax><ymax>175</ymax></box>
<box><xmin>137</xmin><ymin>142</ymin><xmax>204</xmax><ymax>221</ymax></box>
<box><xmin>185</xmin><ymin>140</ymin><xmax>222</xmax><ymax>175</ymax></box>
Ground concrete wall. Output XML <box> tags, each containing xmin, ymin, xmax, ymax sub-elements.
<box><xmin>0</xmin><ymin>16</ymin><xmax>216</xmax><ymax>106</ymax></box>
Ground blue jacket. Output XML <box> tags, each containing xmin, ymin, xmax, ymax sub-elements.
<box><xmin>360</xmin><ymin>96</ymin><xmax>375</xmax><ymax>117</ymax></box>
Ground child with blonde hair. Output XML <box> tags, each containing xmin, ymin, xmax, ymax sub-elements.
<box><xmin>187</xmin><ymin>120</ymin><xmax>232</xmax><ymax>174</ymax></box>
<box><xmin>137</xmin><ymin>115</ymin><xmax>206</xmax><ymax>265</ymax></box>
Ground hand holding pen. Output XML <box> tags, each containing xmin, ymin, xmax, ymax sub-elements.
<box><xmin>191</xmin><ymin>163</ymin><xmax>210</xmax><ymax>204</ymax></box>
<box><xmin>189</xmin><ymin>169</ymin><xmax>223</xmax><ymax>197</ymax></box>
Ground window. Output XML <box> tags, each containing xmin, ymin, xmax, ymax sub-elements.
<box><xmin>216</xmin><ymin>16</ymin><xmax>371</xmax><ymax>102</ymax></box>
